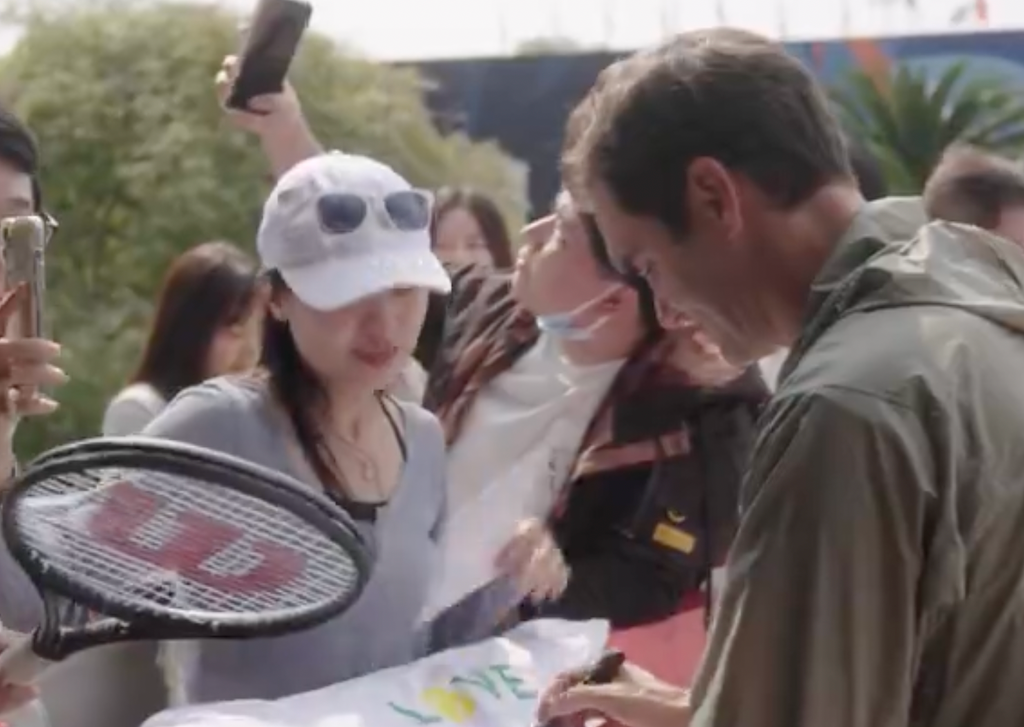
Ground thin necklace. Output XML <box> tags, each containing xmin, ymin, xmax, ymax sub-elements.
<box><xmin>323</xmin><ymin>402</ymin><xmax>385</xmax><ymax>502</ymax></box>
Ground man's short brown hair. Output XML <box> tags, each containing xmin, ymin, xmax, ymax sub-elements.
<box><xmin>923</xmin><ymin>145</ymin><xmax>1024</xmax><ymax>230</ymax></box>
<box><xmin>562</xmin><ymin>29</ymin><xmax>852</xmax><ymax>235</ymax></box>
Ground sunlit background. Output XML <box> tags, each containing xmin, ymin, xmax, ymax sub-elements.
<box><xmin>6</xmin><ymin>0</ymin><xmax>1024</xmax><ymax>458</ymax></box>
<box><xmin>212</xmin><ymin>0</ymin><xmax>1022</xmax><ymax>60</ymax></box>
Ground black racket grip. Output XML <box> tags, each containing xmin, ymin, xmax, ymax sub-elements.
<box><xmin>538</xmin><ymin>649</ymin><xmax>626</xmax><ymax>727</ymax></box>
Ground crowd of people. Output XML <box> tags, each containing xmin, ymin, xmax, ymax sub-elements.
<box><xmin>0</xmin><ymin>21</ymin><xmax>1021</xmax><ymax>727</ymax></box>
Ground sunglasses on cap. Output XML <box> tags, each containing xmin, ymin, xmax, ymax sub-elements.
<box><xmin>316</xmin><ymin>190</ymin><xmax>434</xmax><ymax>236</ymax></box>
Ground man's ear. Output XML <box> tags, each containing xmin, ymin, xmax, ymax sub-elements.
<box><xmin>687</xmin><ymin>156</ymin><xmax>743</xmax><ymax>242</ymax></box>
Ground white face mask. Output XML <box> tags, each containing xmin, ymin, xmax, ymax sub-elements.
<box><xmin>535</xmin><ymin>286</ymin><xmax>621</xmax><ymax>341</ymax></box>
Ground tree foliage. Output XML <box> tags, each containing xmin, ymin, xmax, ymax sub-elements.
<box><xmin>0</xmin><ymin>0</ymin><xmax>527</xmax><ymax>457</ymax></box>
<box><xmin>832</xmin><ymin>62</ymin><xmax>1024</xmax><ymax>194</ymax></box>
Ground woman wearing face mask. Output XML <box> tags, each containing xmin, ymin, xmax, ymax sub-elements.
<box><xmin>140</xmin><ymin>153</ymin><xmax>546</xmax><ymax>705</ymax></box>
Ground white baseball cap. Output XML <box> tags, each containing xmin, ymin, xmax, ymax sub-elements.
<box><xmin>257</xmin><ymin>152</ymin><xmax>451</xmax><ymax>311</ymax></box>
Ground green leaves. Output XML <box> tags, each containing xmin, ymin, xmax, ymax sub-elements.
<box><xmin>0</xmin><ymin>0</ymin><xmax>527</xmax><ymax>457</ymax></box>
<box><xmin>831</xmin><ymin>61</ymin><xmax>1024</xmax><ymax>194</ymax></box>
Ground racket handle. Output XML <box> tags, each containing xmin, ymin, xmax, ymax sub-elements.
<box><xmin>0</xmin><ymin>634</ymin><xmax>51</xmax><ymax>686</ymax></box>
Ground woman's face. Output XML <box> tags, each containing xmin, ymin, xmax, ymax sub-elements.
<box><xmin>434</xmin><ymin>206</ymin><xmax>494</xmax><ymax>268</ymax></box>
<box><xmin>273</xmin><ymin>287</ymin><xmax>429</xmax><ymax>391</ymax></box>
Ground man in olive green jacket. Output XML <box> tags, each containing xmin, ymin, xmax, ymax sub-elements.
<box><xmin>538</xmin><ymin>29</ymin><xmax>1024</xmax><ymax>727</ymax></box>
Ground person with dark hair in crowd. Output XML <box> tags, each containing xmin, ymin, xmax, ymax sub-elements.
<box><xmin>433</xmin><ymin>186</ymin><xmax>515</xmax><ymax>269</ymax></box>
<box><xmin>102</xmin><ymin>241</ymin><xmax>264</xmax><ymax>436</ymax></box>
<box><xmin>923</xmin><ymin>144</ymin><xmax>1024</xmax><ymax>246</ymax></box>
<box><xmin>88</xmin><ymin>241</ymin><xmax>265</xmax><ymax>727</ymax></box>
<box><xmin>0</xmin><ymin>107</ymin><xmax>48</xmax><ymax>223</ymax></box>
<box><xmin>403</xmin><ymin>187</ymin><xmax>516</xmax><ymax>385</ymax></box>
<box><xmin>214</xmin><ymin>54</ymin><xmax>768</xmax><ymax>674</ymax></box>
<box><xmin>538</xmin><ymin>29</ymin><xmax>1024</xmax><ymax>727</ymax></box>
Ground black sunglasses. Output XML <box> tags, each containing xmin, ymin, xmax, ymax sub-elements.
<box><xmin>317</xmin><ymin>191</ymin><xmax>433</xmax><ymax>236</ymax></box>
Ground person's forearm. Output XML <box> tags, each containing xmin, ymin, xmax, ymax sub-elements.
<box><xmin>260</xmin><ymin>116</ymin><xmax>323</xmax><ymax>179</ymax></box>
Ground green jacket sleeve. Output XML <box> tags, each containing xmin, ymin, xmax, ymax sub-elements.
<box><xmin>690</xmin><ymin>387</ymin><xmax>933</xmax><ymax>727</ymax></box>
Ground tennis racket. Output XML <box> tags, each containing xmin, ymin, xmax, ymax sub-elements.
<box><xmin>0</xmin><ymin>437</ymin><xmax>372</xmax><ymax>686</ymax></box>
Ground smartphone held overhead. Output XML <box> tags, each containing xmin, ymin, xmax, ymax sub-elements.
<box><xmin>226</xmin><ymin>0</ymin><xmax>313</xmax><ymax>112</ymax></box>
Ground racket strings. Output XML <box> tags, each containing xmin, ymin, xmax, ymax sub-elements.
<box><xmin>14</xmin><ymin>466</ymin><xmax>361</xmax><ymax>617</ymax></box>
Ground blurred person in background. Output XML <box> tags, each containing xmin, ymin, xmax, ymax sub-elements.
<box><xmin>432</xmin><ymin>186</ymin><xmax>514</xmax><ymax>270</ymax></box>
<box><xmin>84</xmin><ymin>241</ymin><xmax>262</xmax><ymax>725</ymax></box>
<box><xmin>214</xmin><ymin>56</ymin><xmax>768</xmax><ymax>679</ymax></box>
<box><xmin>923</xmin><ymin>144</ymin><xmax>1024</xmax><ymax>246</ymax></box>
<box><xmin>541</xmin><ymin>28</ymin><xmax>1024</xmax><ymax>727</ymax></box>
<box><xmin>139</xmin><ymin>152</ymin><xmax>559</xmax><ymax>704</ymax></box>
<box><xmin>102</xmin><ymin>241</ymin><xmax>263</xmax><ymax>436</ymax></box>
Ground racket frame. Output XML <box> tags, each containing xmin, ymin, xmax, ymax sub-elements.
<box><xmin>2</xmin><ymin>437</ymin><xmax>372</xmax><ymax>650</ymax></box>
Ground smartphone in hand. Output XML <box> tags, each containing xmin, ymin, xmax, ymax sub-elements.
<box><xmin>0</xmin><ymin>216</ymin><xmax>46</xmax><ymax>341</ymax></box>
<box><xmin>0</xmin><ymin>215</ymin><xmax>47</xmax><ymax>405</ymax></box>
<box><xmin>226</xmin><ymin>0</ymin><xmax>312</xmax><ymax>113</ymax></box>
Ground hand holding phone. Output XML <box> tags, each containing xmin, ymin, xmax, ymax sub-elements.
<box><xmin>225</xmin><ymin>0</ymin><xmax>312</xmax><ymax>113</ymax></box>
<box><xmin>0</xmin><ymin>216</ymin><xmax>61</xmax><ymax>432</ymax></box>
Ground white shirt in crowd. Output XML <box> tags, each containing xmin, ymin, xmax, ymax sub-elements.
<box><xmin>446</xmin><ymin>334</ymin><xmax>624</xmax><ymax>517</ymax></box>
<box><xmin>101</xmin><ymin>382</ymin><xmax>167</xmax><ymax>436</ymax></box>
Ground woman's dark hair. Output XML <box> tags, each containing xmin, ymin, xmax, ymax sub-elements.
<box><xmin>260</xmin><ymin>271</ymin><xmax>340</xmax><ymax>491</ymax></box>
<box><xmin>412</xmin><ymin>292</ymin><xmax>448</xmax><ymax>374</ymax></box>
<box><xmin>132</xmin><ymin>241</ymin><xmax>258</xmax><ymax>401</ymax></box>
<box><xmin>432</xmin><ymin>187</ymin><xmax>515</xmax><ymax>269</ymax></box>
<box><xmin>0</xmin><ymin>105</ymin><xmax>40</xmax><ymax>211</ymax></box>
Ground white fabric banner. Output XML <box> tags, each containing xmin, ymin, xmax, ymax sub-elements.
<box><xmin>143</xmin><ymin>619</ymin><xmax>610</xmax><ymax>727</ymax></box>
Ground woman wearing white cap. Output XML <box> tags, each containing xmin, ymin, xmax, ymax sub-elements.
<box><xmin>139</xmin><ymin>152</ymin><xmax>565</xmax><ymax>705</ymax></box>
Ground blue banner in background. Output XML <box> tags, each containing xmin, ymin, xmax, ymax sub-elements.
<box><xmin>406</xmin><ymin>30</ymin><xmax>1024</xmax><ymax>218</ymax></box>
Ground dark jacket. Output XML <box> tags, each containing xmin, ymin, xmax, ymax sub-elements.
<box><xmin>425</xmin><ymin>266</ymin><xmax>769</xmax><ymax>628</ymax></box>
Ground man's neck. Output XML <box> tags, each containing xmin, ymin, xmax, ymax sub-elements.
<box><xmin>757</xmin><ymin>184</ymin><xmax>865</xmax><ymax>347</ymax></box>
